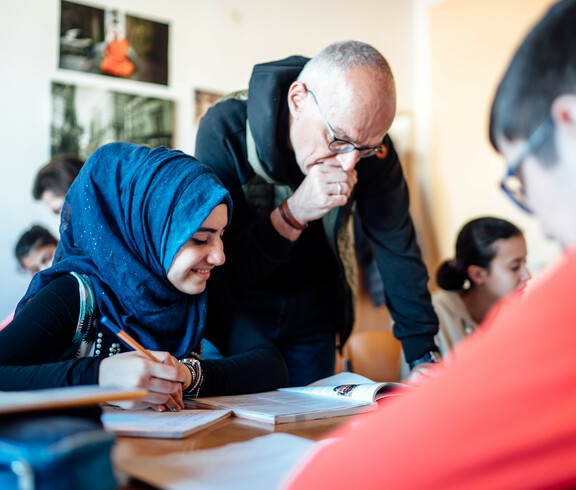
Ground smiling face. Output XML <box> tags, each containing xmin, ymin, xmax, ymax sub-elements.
<box><xmin>167</xmin><ymin>204</ymin><xmax>227</xmax><ymax>295</ymax></box>
<box><xmin>288</xmin><ymin>66</ymin><xmax>395</xmax><ymax>174</ymax></box>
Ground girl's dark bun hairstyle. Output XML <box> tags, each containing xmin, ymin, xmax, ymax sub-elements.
<box><xmin>436</xmin><ymin>217</ymin><xmax>522</xmax><ymax>291</ymax></box>
<box><xmin>436</xmin><ymin>259</ymin><xmax>467</xmax><ymax>291</ymax></box>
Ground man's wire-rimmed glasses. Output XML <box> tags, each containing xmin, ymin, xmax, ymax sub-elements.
<box><xmin>500</xmin><ymin>115</ymin><xmax>555</xmax><ymax>214</ymax></box>
<box><xmin>307</xmin><ymin>88</ymin><xmax>383</xmax><ymax>159</ymax></box>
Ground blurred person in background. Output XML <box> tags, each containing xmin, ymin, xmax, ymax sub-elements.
<box><xmin>433</xmin><ymin>216</ymin><xmax>531</xmax><ymax>355</ymax></box>
<box><xmin>33</xmin><ymin>154</ymin><xmax>84</xmax><ymax>215</ymax></box>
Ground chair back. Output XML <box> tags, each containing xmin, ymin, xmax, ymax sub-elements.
<box><xmin>346</xmin><ymin>330</ymin><xmax>402</xmax><ymax>382</ymax></box>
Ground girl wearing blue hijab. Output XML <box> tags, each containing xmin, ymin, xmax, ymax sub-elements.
<box><xmin>0</xmin><ymin>143</ymin><xmax>288</xmax><ymax>410</ymax></box>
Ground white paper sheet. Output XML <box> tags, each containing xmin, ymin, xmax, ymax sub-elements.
<box><xmin>101</xmin><ymin>407</ymin><xmax>232</xmax><ymax>438</ymax></box>
<box><xmin>116</xmin><ymin>433</ymin><xmax>316</xmax><ymax>489</ymax></box>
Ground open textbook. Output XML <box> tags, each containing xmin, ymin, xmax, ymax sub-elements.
<box><xmin>101</xmin><ymin>407</ymin><xmax>232</xmax><ymax>439</ymax></box>
<box><xmin>0</xmin><ymin>385</ymin><xmax>147</xmax><ymax>415</ymax></box>
<box><xmin>186</xmin><ymin>372</ymin><xmax>404</xmax><ymax>424</ymax></box>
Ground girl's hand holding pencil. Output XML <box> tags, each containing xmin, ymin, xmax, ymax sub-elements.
<box><xmin>98</xmin><ymin>316</ymin><xmax>186</xmax><ymax>412</ymax></box>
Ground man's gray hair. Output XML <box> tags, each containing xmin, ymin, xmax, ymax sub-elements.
<box><xmin>297</xmin><ymin>40</ymin><xmax>393</xmax><ymax>84</ymax></box>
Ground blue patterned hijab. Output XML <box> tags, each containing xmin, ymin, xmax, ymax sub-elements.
<box><xmin>17</xmin><ymin>143</ymin><xmax>232</xmax><ymax>358</ymax></box>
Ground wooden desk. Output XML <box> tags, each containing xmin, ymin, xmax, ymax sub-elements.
<box><xmin>114</xmin><ymin>413</ymin><xmax>353</xmax><ymax>488</ymax></box>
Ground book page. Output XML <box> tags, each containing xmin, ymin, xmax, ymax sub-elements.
<box><xmin>188</xmin><ymin>390</ymin><xmax>377</xmax><ymax>424</ymax></box>
<box><xmin>279</xmin><ymin>372</ymin><xmax>404</xmax><ymax>402</ymax></box>
<box><xmin>116</xmin><ymin>433</ymin><xmax>315</xmax><ymax>490</ymax></box>
<box><xmin>101</xmin><ymin>407</ymin><xmax>232</xmax><ymax>439</ymax></box>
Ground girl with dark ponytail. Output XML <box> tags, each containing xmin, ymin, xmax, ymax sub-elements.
<box><xmin>434</xmin><ymin>217</ymin><xmax>531</xmax><ymax>354</ymax></box>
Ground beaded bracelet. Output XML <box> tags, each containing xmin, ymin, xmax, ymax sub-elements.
<box><xmin>180</xmin><ymin>358</ymin><xmax>203</xmax><ymax>397</ymax></box>
<box><xmin>279</xmin><ymin>199</ymin><xmax>308</xmax><ymax>230</ymax></box>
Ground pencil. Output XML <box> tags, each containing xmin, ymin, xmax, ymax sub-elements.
<box><xmin>100</xmin><ymin>315</ymin><xmax>181</xmax><ymax>412</ymax></box>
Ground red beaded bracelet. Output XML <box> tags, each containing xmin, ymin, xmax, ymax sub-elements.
<box><xmin>279</xmin><ymin>199</ymin><xmax>308</xmax><ymax>230</ymax></box>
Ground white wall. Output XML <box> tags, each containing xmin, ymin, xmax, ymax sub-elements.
<box><xmin>0</xmin><ymin>0</ymin><xmax>415</xmax><ymax>319</ymax></box>
<box><xmin>423</xmin><ymin>0</ymin><xmax>561</xmax><ymax>275</ymax></box>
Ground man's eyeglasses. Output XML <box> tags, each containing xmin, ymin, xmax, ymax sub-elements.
<box><xmin>307</xmin><ymin>88</ymin><xmax>383</xmax><ymax>159</ymax></box>
<box><xmin>500</xmin><ymin>115</ymin><xmax>554</xmax><ymax>214</ymax></box>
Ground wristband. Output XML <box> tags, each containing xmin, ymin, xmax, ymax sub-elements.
<box><xmin>180</xmin><ymin>358</ymin><xmax>203</xmax><ymax>396</ymax></box>
<box><xmin>279</xmin><ymin>199</ymin><xmax>308</xmax><ymax>230</ymax></box>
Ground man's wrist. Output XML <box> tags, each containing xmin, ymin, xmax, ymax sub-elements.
<box><xmin>279</xmin><ymin>199</ymin><xmax>307</xmax><ymax>230</ymax></box>
<box><xmin>409</xmin><ymin>350</ymin><xmax>441</xmax><ymax>370</ymax></box>
<box><xmin>270</xmin><ymin>207</ymin><xmax>303</xmax><ymax>242</ymax></box>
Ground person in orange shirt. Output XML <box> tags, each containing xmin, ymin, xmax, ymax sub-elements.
<box><xmin>285</xmin><ymin>1</ymin><xmax>576</xmax><ymax>488</ymax></box>
<box><xmin>100</xmin><ymin>35</ymin><xmax>134</xmax><ymax>78</ymax></box>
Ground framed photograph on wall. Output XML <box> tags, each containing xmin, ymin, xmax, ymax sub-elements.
<box><xmin>194</xmin><ymin>89</ymin><xmax>224</xmax><ymax>127</ymax></box>
<box><xmin>59</xmin><ymin>1</ymin><xmax>169</xmax><ymax>85</ymax></box>
<box><xmin>51</xmin><ymin>81</ymin><xmax>174</xmax><ymax>159</ymax></box>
